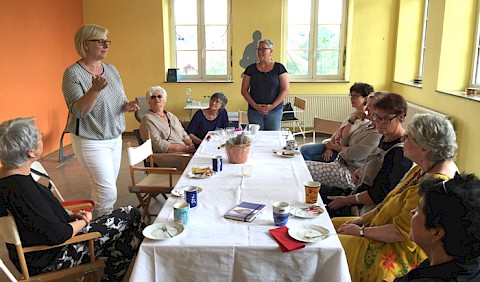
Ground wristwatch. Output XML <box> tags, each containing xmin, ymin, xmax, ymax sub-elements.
<box><xmin>359</xmin><ymin>225</ymin><xmax>365</xmax><ymax>237</ymax></box>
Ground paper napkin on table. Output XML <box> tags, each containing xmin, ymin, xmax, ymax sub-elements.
<box><xmin>269</xmin><ymin>226</ymin><xmax>305</xmax><ymax>253</ymax></box>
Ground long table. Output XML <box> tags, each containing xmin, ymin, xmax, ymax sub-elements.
<box><xmin>129</xmin><ymin>131</ymin><xmax>351</xmax><ymax>282</ymax></box>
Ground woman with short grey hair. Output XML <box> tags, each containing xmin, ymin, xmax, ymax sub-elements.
<box><xmin>0</xmin><ymin>117</ymin><xmax>143</xmax><ymax>282</ymax></box>
<box><xmin>241</xmin><ymin>38</ymin><xmax>289</xmax><ymax>131</ymax></box>
<box><xmin>187</xmin><ymin>92</ymin><xmax>230</xmax><ymax>146</ymax></box>
<box><xmin>406</xmin><ymin>113</ymin><xmax>457</xmax><ymax>163</ymax></box>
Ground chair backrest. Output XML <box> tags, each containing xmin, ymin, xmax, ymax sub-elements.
<box><xmin>134</xmin><ymin>96</ymin><xmax>150</xmax><ymax>122</ymax></box>
<box><xmin>127</xmin><ymin>139</ymin><xmax>154</xmax><ymax>166</ymax></box>
<box><xmin>294</xmin><ymin>97</ymin><xmax>306</xmax><ymax>110</ymax></box>
<box><xmin>30</xmin><ymin>161</ymin><xmax>65</xmax><ymax>202</ymax></box>
<box><xmin>0</xmin><ymin>213</ymin><xmax>21</xmax><ymax>246</ymax></box>
<box><xmin>238</xmin><ymin>111</ymin><xmax>248</xmax><ymax>128</ymax></box>
<box><xmin>312</xmin><ymin>117</ymin><xmax>342</xmax><ymax>142</ymax></box>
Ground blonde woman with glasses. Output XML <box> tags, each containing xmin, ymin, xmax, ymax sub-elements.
<box><xmin>62</xmin><ymin>24</ymin><xmax>139</xmax><ymax>217</ymax></box>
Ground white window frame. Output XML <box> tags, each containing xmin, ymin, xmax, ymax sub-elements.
<box><xmin>418</xmin><ymin>0</ymin><xmax>429</xmax><ymax>78</ymax></box>
<box><xmin>471</xmin><ymin>0</ymin><xmax>480</xmax><ymax>86</ymax></box>
<box><xmin>284</xmin><ymin>0</ymin><xmax>348</xmax><ymax>81</ymax></box>
<box><xmin>169</xmin><ymin>0</ymin><xmax>232</xmax><ymax>81</ymax></box>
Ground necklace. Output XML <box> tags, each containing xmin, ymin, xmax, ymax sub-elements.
<box><xmin>374</xmin><ymin>159</ymin><xmax>444</xmax><ymax>213</ymax></box>
<box><xmin>150</xmin><ymin>109</ymin><xmax>166</xmax><ymax>117</ymax></box>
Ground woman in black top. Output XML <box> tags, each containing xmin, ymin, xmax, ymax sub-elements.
<box><xmin>0</xmin><ymin>117</ymin><xmax>143</xmax><ymax>281</ymax></box>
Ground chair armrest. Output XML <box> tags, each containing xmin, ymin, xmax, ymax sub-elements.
<box><xmin>152</xmin><ymin>153</ymin><xmax>191</xmax><ymax>158</ymax></box>
<box><xmin>132</xmin><ymin>167</ymin><xmax>177</xmax><ymax>174</ymax></box>
<box><xmin>23</xmin><ymin>232</ymin><xmax>102</xmax><ymax>253</ymax></box>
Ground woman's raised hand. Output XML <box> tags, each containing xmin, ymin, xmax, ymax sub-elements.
<box><xmin>91</xmin><ymin>75</ymin><xmax>108</xmax><ymax>92</ymax></box>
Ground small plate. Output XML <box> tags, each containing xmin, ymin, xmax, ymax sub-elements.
<box><xmin>274</xmin><ymin>149</ymin><xmax>301</xmax><ymax>158</ymax></box>
<box><xmin>142</xmin><ymin>222</ymin><xmax>184</xmax><ymax>240</ymax></box>
<box><xmin>171</xmin><ymin>185</ymin><xmax>203</xmax><ymax>197</ymax></box>
<box><xmin>290</xmin><ymin>203</ymin><xmax>324</xmax><ymax>218</ymax></box>
<box><xmin>188</xmin><ymin>171</ymin><xmax>216</xmax><ymax>179</ymax></box>
<box><xmin>288</xmin><ymin>224</ymin><xmax>330</xmax><ymax>243</ymax></box>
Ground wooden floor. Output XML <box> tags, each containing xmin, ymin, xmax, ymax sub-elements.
<box><xmin>0</xmin><ymin>132</ymin><xmax>321</xmax><ymax>281</ymax></box>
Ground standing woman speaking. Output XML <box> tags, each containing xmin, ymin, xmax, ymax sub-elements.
<box><xmin>62</xmin><ymin>24</ymin><xmax>139</xmax><ymax>217</ymax></box>
<box><xmin>241</xmin><ymin>39</ymin><xmax>290</xmax><ymax>131</ymax></box>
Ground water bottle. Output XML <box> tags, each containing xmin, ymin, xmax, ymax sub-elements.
<box><xmin>186</xmin><ymin>86</ymin><xmax>192</xmax><ymax>104</ymax></box>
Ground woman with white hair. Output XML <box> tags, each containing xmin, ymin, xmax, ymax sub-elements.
<box><xmin>187</xmin><ymin>92</ymin><xmax>229</xmax><ymax>147</ymax></box>
<box><xmin>241</xmin><ymin>38</ymin><xmax>290</xmax><ymax>131</ymax></box>
<box><xmin>139</xmin><ymin>86</ymin><xmax>195</xmax><ymax>154</ymax></box>
<box><xmin>62</xmin><ymin>24</ymin><xmax>139</xmax><ymax>217</ymax></box>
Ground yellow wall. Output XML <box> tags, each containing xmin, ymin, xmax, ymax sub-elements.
<box><xmin>82</xmin><ymin>0</ymin><xmax>480</xmax><ymax>174</ymax></box>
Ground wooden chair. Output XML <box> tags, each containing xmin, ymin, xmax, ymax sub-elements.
<box><xmin>127</xmin><ymin>139</ymin><xmax>188</xmax><ymax>222</ymax></box>
<box><xmin>0</xmin><ymin>213</ymin><xmax>104</xmax><ymax>281</ymax></box>
<box><xmin>311</xmin><ymin>117</ymin><xmax>342</xmax><ymax>143</ymax></box>
<box><xmin>31</xmin><ymin>161</ymin><xmax>94</xmax><ymax>213</ymax></box>
<box><xmin>281</xmin><ymin>97</ymin><xmax>306</xmax><ymax>138</ymax></box>
<box><xmin>238</xmin><ymin>110</ymin><xmax>248</xmax><ymax>129</ymax></box>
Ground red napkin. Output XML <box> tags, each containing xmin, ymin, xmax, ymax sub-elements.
<box><xmin>269</xmin><ymin>226</ymin><xmax>305</xmax><ymax>253</ymax></box>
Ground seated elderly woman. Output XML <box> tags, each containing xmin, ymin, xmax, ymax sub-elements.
<box><xmin>139</xmin><ymin>86</ymin><xmax>195</xmax><ymax>168</ymax></box>
<box><xmin>187</xmin><ymin>92</ymin><xmax>229</xmax><ymax>147</ymax></box>
<box><xmin>301</xmin><ymin>82</ymin><xmax>374</xmax><ymax>162</ymax></box>
<box><xmin>323</xmin><ymin>93</ymin><xmax>413</xmax><ymax>217</ymax></box>
<box><xmin>389</xmin><ymin>174</ymin><xmax>480</xmax><ymax>281</ymax></box>
<box><xmin>305</xmin><ymin>92</ymin><xmax>384</xmax><ymax>189</ymax></box>
<box><xmin>332</xmin><ymin>113</ymin><xmax>458</xmax><ymax>281</ymax></box>
<box><xmin>0</xmin><ymin>117</ymin><xmax>143</xmax><ymax>281</ymax></box>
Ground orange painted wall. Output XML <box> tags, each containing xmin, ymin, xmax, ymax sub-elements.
<box><xmin>0</xmin><ymin>0</ymin><xmax>83</xmax><ymax>157</ymax></box>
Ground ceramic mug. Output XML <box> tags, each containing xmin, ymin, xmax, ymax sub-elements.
<box><xmin>272</xmin><ymin>201</ymin><xmax>290</xmax><ymax>226</ymax></box>
<box><xmin>286</xmin><ymin>140</ymin><xmax>298</xmax><ymax>151</ymax></box>
<box><xmin>185</xmin><ymin>186</ymin><xmax>198</xmax><ymax>208</ymax></box>
<box><xmin>248</xmin><ymin>124</ymin><xmax>260</xmax><ymax>135</ymax></box>
<box><xmin>174</xmin><ymin>202</ymin><xmax>190</xmax><ymax>226</ymax></box>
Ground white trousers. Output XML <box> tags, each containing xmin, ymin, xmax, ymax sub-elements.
<box><xmin>71</xmin><ymin>134</ymin><xmax>122</xmax><ymax>217</ymax></box>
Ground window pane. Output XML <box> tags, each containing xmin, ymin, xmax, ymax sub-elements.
<box><xmin>318</xmin><ymin>0</ymin><xmax>342</xmax><ymax>24</ymax></box>
<box><xmin>287</xmin><ymin>25</ymin><xmax>310</xmax><ymax>49</ymax></box>
<box><xmin>175</xmin><ymin>26</ymin><xmax>198</xmax><ymax>50</ymax></box>
<box><xmin>174</xmin><ymin>0</ymin><xmax>197</xmax><ymax>24</ymax></box>
<box><xmin>288</xmin><ymin>0</ymin><xmax>311</xmax><ymax>24</ymax></box>
<box><xmin>317</xmin><ymin>50</ymin><xmax>339</xmax><ymax>75</ymax></box>
<box><xmin>205</xmin><ymin>0</ymin><xmax>227</xmax><ymax>24</ymax></box>
<box><xmin>206</xmin><ymin>51</ymin><xmax>227</xmax><ymax>75</ymax></box>
<box><xmin>476</xmin><ymin>47</ymin><xmax>480</xmax><ymax>84</ymax></box>
<box><xmin>317</xmin><ymin>25</ymin><xmax>340</xmax><ymax>49</ymax></box>
<box><xmin>205</xmin><ymin>26</ymin><xmax>227</xmax><ymax>49</ymax></box>
<box><xmin>177</xmin><ymin>51</ymin><xmax>199</xmax><ymax>75</ymax></box>
<box><xmin>287</xmin><ymin>50</ymin><xmax>310</xmax><ymax>75</ymax></box>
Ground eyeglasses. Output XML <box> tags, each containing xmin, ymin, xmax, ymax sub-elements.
<box><xmin>211</xmin><ymin>99</ymin><xmax>222</xmax><ymax>104</ymax></box>
<box><xmin>150</xmin><ymin>95</ymin><xmax>163</xmax><ymax>100</ymax></box>
<box><xmin>401</xmin><ymin>132</ymin><xmax>417</xmax><ymax>142</ymax></box>
<box><xmin>88</xmin><ymin>39</ymin><xmax>112</xmax><ymax>46</ymax></box>
<box><xmin>257</xmin><ymin>47</ymin><xmax>271</xmax><ymax>52</ymax></box>
<box><xmin>349</xmin><ymin>94</ymin><xmax>363</xmax><ymax>98</ymax></box>
<box><xmin>372</xmin><ymin>113</ymin><xmax>398</xmax><ymax>124</ymax></box>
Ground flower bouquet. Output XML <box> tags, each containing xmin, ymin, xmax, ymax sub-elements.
<box><xmin>224</xmin><ymin>132</ymin><xmax>251</xmax><ymax>164</ymax></box>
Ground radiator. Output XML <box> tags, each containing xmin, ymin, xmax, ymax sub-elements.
<box><xmin>283</xmin><ymin>95</ymin><xmax>451</xmax><ymax>128</ymax></box>
<box><xmin>284</xmin><ymin>95</ymin><xmax>351</xmax><ymax>127</ymax></box>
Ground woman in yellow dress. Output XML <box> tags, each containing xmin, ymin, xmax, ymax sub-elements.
<box><xmin>332</xmin><ymin>112</ymin><xmax>458</xmax><ymax>281</ymax></box>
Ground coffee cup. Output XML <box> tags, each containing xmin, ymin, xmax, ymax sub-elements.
<box><xmin>174</xmin><ymin>202</ymin><xmax>190</xmax><ymax>226</ymax></box>
<box><xmin>248</xmin><ymin>124</ymin><xmax>260</xmax><ymax>135</ymax></box>
<box><xmin>185</xmin><ymin>186</ymin><xmax>198</xmax><ymax>208</ymax></box>
<box><xmin>272</xmin><ymin>201</ymin><xmax>290</xmax><ymax>226</ymax></box>
<box><xmin>304</xmin><ymin>181</ymin><xmax>321</xmax><ymax>204</ymax></box>
<box><xmin>286</xmin><ymin>140</ymin><xmax>298</xmax><ymax>150</ymax></box>
<box><xmin>212</xmin><ymin>156</ymin><xmax>223</xmax><ymax>172</ymax></box>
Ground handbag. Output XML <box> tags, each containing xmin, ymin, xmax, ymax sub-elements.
<box><xmin>281</xmin><ymin>102</ymin><xmax>297</xmax><ymax>121</ymax></box>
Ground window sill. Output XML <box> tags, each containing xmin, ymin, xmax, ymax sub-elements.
<box><xmin>436</xmin><ymin>90</ymin><xmax>480</xmax><ymax>103</ymax></box>
<box><xmin>165</xmin><ymin>80</ymin><xmax>234</xmax><ymax>83</ymax></box>
<box><xmin>289</xmin><ymin>79</ymin><xmax>351</xmax><ymax>83</ymax></box>
<box><xmin>393</xmin><ymin>81</ymin><xmax>423</xmax><ymax>88</ymax></box>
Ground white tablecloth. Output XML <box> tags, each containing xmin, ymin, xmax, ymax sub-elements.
<box><xmin>129</xmin><ymin>132</ymin><xmax>351</xmax><ymax>282</ymax></box>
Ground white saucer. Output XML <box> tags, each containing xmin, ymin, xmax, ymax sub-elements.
<box><xmin>288</xmin><ymin>224</ymin><xmax>330</xmax><ymax>243</ymax></box>
<box><xmin>143</xmin><ymin>222</ymin><xmax>184</xmax><ymax>240</ymax></box>
<box><xmin>274</xmin><ymin>149</ymin><xmax>301</xmax><ymax>158</ymax></box>
<box><xmin>188</xmin><ymin>171</ymin><xmax>216</xmax><ymax>179</ymax></box>
<box><xmin>171</xmin><ymin>185</ymin><xmax>203</xmax><ymax>197</ymax></box>
<box><xmin>290</xmin><ymin>203</ymin><xmax>324</xmax><ymax>218</ymax></box>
